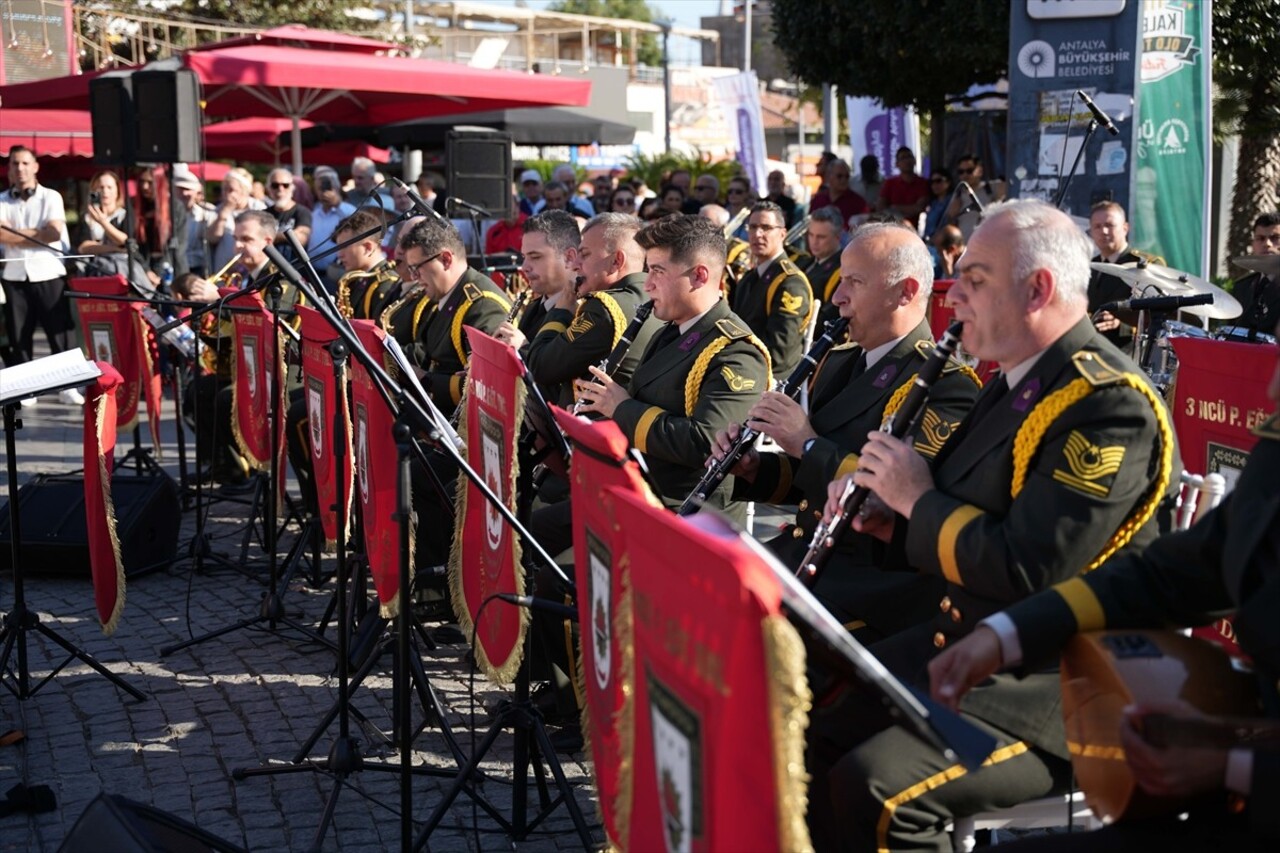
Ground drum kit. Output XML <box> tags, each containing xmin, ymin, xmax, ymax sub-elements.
<box><xmin>1089</xmin><ymin>256</ymin><xmax>1277</xmax><ymax>394</ymax></box>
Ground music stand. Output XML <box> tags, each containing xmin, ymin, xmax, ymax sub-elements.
<box><xmin>737</xmin><ymin>526</ymin><xmax>996</xmax><ymax>771</ymax></box>
<box><xmin>0</xmin><ymin>353</ymin><xmax>146</xmax><ymax>701</ymax></box>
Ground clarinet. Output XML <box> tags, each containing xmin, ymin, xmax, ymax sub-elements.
<box><xmin>677</xmin><ymin>316</ymin><xmax>850</xmax><ymax>516</ymax></box>
<box><xmin>505</xmin><ymin>288</ymin><xmax>531</xmax><ymax>324</ymax></box>
<box><xmin>571</xmin><ymin>299</ymin><xmax>655</xmax><ymax>415</ymax></box>
<box><xmin>795</xmin><ymin>319</ymin><xmax>964</xmax><ymax>584</ymax></box>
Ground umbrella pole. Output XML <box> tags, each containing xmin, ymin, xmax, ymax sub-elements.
<box><xmin>292</xmin><ymin>117</ymin><xmax>304</xmax><ymax>178</ymax></box>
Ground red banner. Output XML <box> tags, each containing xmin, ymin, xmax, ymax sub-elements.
<box><xmin>83</xmin><ymin>362</ymin><xmax>125</xmax><ymax>635</ymax></box>
<box><xmin>929</xmin><ymin>280</ymin><xmax>997</xmax><ymax>383</ymax></box>
<box><xmin>553</xmin><ymin>407</ymin><xmax>659</xmax><ymax>849</ymax></box>
<box><xmin>1169</xmin><ymin>336</ymin><xmax>1272</xmax><ymax>484</ymax></box>
<box><xmin>449</xmin><ymin>329</ymin><xmax>527</xmax><ymax>684</ymax></box>
<box><xmin>610</xmin><ymin>488</ymin><xmax>812</xmax><ymax>853</ymax></box>
<box><xmin>297</xmin><ymin>306</ymin><xmax>352</xmax><ymax>546</ymax></box>
<box><xmin>228</xmin><ymin>288</ymin><xmax>284</xmax><ymax>472</ymax></box>
<box><xmin>606</xmin><ymin>484</ymin><xmax>808</xmax><ymax>850</ymax></box>
<box><xmin>72</xmin><ymin>275</ymin><xmax>161</xmax><ymax>446</ymax></box>
<box><xmin>351</xmin><ymin>320</ymin><xmax>404</xmax><ymax>616</ymax></box>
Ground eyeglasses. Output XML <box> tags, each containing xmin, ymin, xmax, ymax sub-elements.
<box><xmin>269</xmin><ymin>182</ymin><xmax>292</xmax><ymax>190</ymax></box>
<box><xmin>956</xmin><ymin>168</ymin><xmax>976</xmax><ymax>175</ymax></box>
<box><xmin>746</xmin><ymin>223</ymin><xmax>784</xmax><ymax>233</ymax></box>
<box><xmin>405</xmin><ymin>252</ymin><xmax>442</xmax><ymax>278</ymax></box>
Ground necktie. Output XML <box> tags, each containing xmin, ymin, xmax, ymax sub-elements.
<box><xmin>968</xmin><ymin>375</ymin><xmax>1009</xmax><ymax>425</ymax></box>
<box><xmin>654</xmin><ymin>322</ymin><xmax>682</xmax><ymax>351</ymax></box>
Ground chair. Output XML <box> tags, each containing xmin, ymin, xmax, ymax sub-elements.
<box><xmin>950</xmin><ymin>471</ymin><xmax>1228</xmax><ymax>848</ymax></box>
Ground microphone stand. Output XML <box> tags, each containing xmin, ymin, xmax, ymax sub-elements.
<box><xmin>1053</xmin><ymin>116</ymin><xmax>1099</xmax><ymax>210</ymax></box>
<box><xmin>238</xmin><ymin>238</ymin><xmax>570</xmax><ymax>850</ymax></box>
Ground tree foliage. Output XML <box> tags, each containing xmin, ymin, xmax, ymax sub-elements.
<box><xmin>769</xmin><ymin>0</ymin><xmax>1010</xmax><ymax>114</ymax></box>
<box><xmin>167</xmin><ymin>0</ymin><xmax>376</xmax><ymax>33</ymax></box>
<box><xmin>547</xmin><ymin>0</ymin><xmax>662</xmax><ymax>67</ymax></box>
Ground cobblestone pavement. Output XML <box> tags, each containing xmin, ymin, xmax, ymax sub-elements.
<box><xmin>0</xmin><ymin>387</ymin><xmax>604</xmax><ymax>852</ymax></box>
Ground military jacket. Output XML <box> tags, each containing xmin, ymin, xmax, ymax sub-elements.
<box><xmin>379</xmin><ymin>284</ymin><xmax>433</xmax><ymax>353</ymax></box>
<box><xmin>737</xmin><ymin>318</ymin><xmax>981</xmax><ymax>633</ymax></box>
<box><xmin>729</xmin><ymin>253</ymin><xmax>813</xmax><ymax>376</ymax></box>
<box><xmin>338</xmin><ymin>258</ymin><xmax>401</xmax><ymax>321</ymax></box>
<box><xmin>1231</xmin><ymin>272</ymin><xmax>1280</xmax><ymax>336</ymax></box>
<box><xmin>803</xmin><ymin>252</ymin><xmax>843</xmax><ymax>334</ymax></box>
<box><xmin>874</xmin><ymin>318</ymin><xmax>1182</xmax><ymax>758</ymax></box>
<box><xmin>411</xmin><ymin>268</ymin><xmax>510</xmax><ymax>409</ymax></box>
<box><xmin>1003</xmin><ymin>419</ymin><xmax>1280</xmax><ymax>836</ymax></box>
<box><xmin>526</xmin><ymin>272</ymin><xmax>657</xmax><ymax>408</ymax></box>
<box><xmin>1088</xmin><ymin>248</ymin><xmax>1157</xmax><ymax>350</ymax></box>
<box><xmin>611</xmin><ymin>298</ymin><xmax>770</xmax><ymax>513</ymax></box>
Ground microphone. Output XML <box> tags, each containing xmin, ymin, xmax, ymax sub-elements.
<box><xmin>447</xmin><ymin>196</ymin><xmax>494</xmax><ymax>217</ymax></box>
<box><xmin>264</xmin><ymin>244</ymin><xmax>305</xmax><ymax>290</ymax></box>
<box><xmin>390</xmin><ymin>177</ymin><xmax>446</xmax><ymax>224</ymax></box>
<box><xmin>1099</xmin><ymin>292</ymin><xmax>1214</xmax><ymax>313</ymax></box>
<box><xmin>1077</xmin><ymin>90</ymin><xmax>1119</xmax><ymax>137</ymax></box>
<box><xmin>496</xmin><ymin>593</ymin><xmax>578</xmax><ymax>622</ymax></box>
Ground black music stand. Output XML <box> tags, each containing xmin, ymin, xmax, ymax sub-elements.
<box><xmin>0</xmin><ymin>356</ymin><xmax>146</xmax><ymax>701</ymax></box>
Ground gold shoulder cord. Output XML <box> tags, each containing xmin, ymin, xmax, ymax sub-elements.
<box><xmin>684</xmin><ymin>332</ymin><xmax>773</xmax><ymax>416</ymax></box>
<box><xmin>1010</xmin><ymin>373</ymin><xmax>1174</xmax><ymax>572</ymax></box>
<box><xmin>450</xmin><ymin>291</ymin><xmax>512</xmax><ymax>365</ymax></box>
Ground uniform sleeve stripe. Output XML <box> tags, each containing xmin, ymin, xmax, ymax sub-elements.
<box><xmin>835</xmin><ymin>452</ymin><xmax>861</xmax><ymax>481</ymax></box>
<box><xmin>633</xmin><ymin>406</ymin><xmax>664</xmax><ymax>453</ymax></box>
<box><xmin>1053</xmin><ymin>578</ymin><xmax>1106</xmax><ymax>632</ymax></box>
<box><xmin>540</xmin><ymin>321</ymin><xmax>567</xmax><ymax>336</ymax></box>
<box><xmin>449</xmin><ymin>373</ymin><xmax>464</xmax><ymax>405</ymax></box>
<box><xmin>766</xmin><ymin>457</ymin><xmax>794</xmax><ymax>504</ymax></box>
<box><xmin>938</xmin><ymin>504</ymin><xmax>983</xmax><ymax>586</ymax></box>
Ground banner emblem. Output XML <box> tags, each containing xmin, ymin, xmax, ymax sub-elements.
<box><xmin>355</xmin><ymin>405</ymin><xmax>369</xmax><ymax>501</ymax></box>
<box><xmin>242</xmin><ymin>339</ymin><xmax>258</xmax><ymax>398</ymax></box>
<box><xmin>588</xmin><ymin>530</ymin><xmax>612</xmax><ymax>691</ymax></box>
<box><xmin>648</xmin><ymin>673</ymin><xmax>702</xmax><ymax>853</ymax></box>
<box><xmin>307</xmin><ymin>378</ymin><xmax>325</xmax><ymax>460</ymax></box>
<box><xmin>481</xmin><ymin>410</ymin><xmax>505</xmax><ymax>556</ymax></box>
<box><xmin>91</xmin><ymin>327</ymin><xmax>115</xmax><ymax>364</ymax></box>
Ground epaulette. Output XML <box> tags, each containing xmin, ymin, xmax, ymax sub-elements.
<box><xmin>727</xmin><ymin>240</ymin><xmax>750</xmax><ymax>261</ymax></box>
<box><xmin>715</xmin><ymin>318</ymin><xmax>751</xmax><ymax>341</ymax></box>
<box><xmin>462</xmin><ymin>281</ymin><xmax>482</xmax><ymax>302</ymax></box>
<box><xmin>913</xmin><ymin>338</ymin><xmax>969</xmax><ymax>375</ymax></box>
<box><xmin>1253</xmin><ymin>412</ymin><xmax>1280</xmax><ymax>440</ymax></box>
<box><xmin>914</xmin><ymin>339</ymin><xmax>935</xmax><ymax>359</ymax></box>
<box><xmin>779</xmin><ymin>257</ymin><xmax>802</xmax><ymax>277</ymax></box>
<box><xmin>1071</xmin><ymin>349</ymin><xmax>1128</xmax><ymax>387</ymax></box>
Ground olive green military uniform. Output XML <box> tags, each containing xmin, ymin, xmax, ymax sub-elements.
<box><xmin>337</xmin><ymin>258</ymin><xmax>401</xmax><ymax>321</ymax></box>
<box><xmin>409</xmin><ymin>267</ymin><xmax>510</xmax><ymax>410</ymax></box>
<box><xmin>735</xmin><ymin>318</ymin><xmax>980</xmax><ymax>636</ymax></box>
<box><xmin>379</xmin><ymin>284</ymin><xmax>433</xmax><ymax>352</ymax></box>
<box><xmin>803</xmin><ymin>251</ymin><xmax>843</xmax><ymax>334</ymax></box>
<box><xmin>809</xmin><ymin>319</ymin><xmax>1183</xmax><ymax>852</ymax></box>
<box><xmin>609</xmin><ymin>298</ymin><xmax>771</xmax><ymax>514</ymax></box>
<box><xmin>525</xmin><ymin>272</ymin><xmax>656</xmax><ymax>408</ymax></box>
<box><xmin>728</xmin><ymin>253</ymin><xmax>813</xmax><ymax>376</ymax></box>
<box><xmin>989</xmin><ymin>416</ymin><xmax>1280</xmax><ymax>850</ymax></box>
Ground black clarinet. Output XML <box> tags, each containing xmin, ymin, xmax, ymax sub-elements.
<box><xmin>677</xmin><ymin>317</ymin><xmax>851</xmax><ymax>516</ymax></box>
<box><xmin>572</xmin><ymin>299</ymin><xmax>654</xmax><ymax>415</ymax></box>
<box><xmin>505</xmin><ymin>288</ymin><xmax>531</xmax><ymax>324</ymax></box>
<box><xmin>796</xmin><ymin>319</ymin><xmax>964</xmax><ymax>584</ymax></box>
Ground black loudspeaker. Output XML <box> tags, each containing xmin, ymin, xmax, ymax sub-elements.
<box><xmin>59</xmin><ymin>793</ymin><xmax>246</xmax><ymax>853</ymax></box>
<box><xmin>0</xmin><ymin>471</ymin><xmax>180</xmax><ymax>577</ymax></box>
<box><xmin>446</xmin><ymin>130</ymin><xmax>514</xmax><ymax>221</ymax></box>
<box><xmin>133</xmin><ymin>69</ymin><xmax>202</xmax><ymax>164</ymax></box>
<box><xmin>89</xmin><ymin>73</ymin><xmax>135</xmax><ymax>165</ymax></box>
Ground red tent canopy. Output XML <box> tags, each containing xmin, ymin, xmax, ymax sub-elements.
<box><xmin>186</xmin><ymin>24</ymin><xmax>395</xmax><ymax>54</ymax></box>
<box><xmin>0</xmin><ymin>109</ymin><xmax>93</xmax><ymax>157</ymax></box>
<box><xmin>0</xmin><ymin>45</ymin><xmax>591</xmax><ymax>174</ymax></box>
<box><xmin>203</xmin><ymin>117</ymin><xmax>391</xmax><ymax>166</ymax></box>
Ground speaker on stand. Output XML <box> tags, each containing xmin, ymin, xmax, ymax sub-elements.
<box><xmin>445</xmin><ymin>130</ymin><xmax>513</xmax><ymax>256</ymax></box>
<box><xmin>89</xmin><ymin>72</ymin><xmax>135</xmax><ymax>166</ymax></box>
<box><xmin>132</xmin><ymin>69</ymin><xmax>202</xmax><ymax>164</ymax></box>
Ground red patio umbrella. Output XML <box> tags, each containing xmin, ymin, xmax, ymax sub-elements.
<box><xmin>202</xmin><ymin>117</ymin><xmax>391</xmax><ymax>167</ymax></box>
<box><xmin>0</xmin><ymin>109</ymin><xmax>93</xmax><ymax>157</ymax></box>
<box><xmin>185</xmin><ymin>24</ymin><xmax>394</xmax><ymax>54</ymax></box>
<box><xmin>0</xmin><ymin>44</ymin><xmax>591</xmax><ymax>176</ymax></box>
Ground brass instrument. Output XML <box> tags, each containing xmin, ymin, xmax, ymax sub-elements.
<box><xmin>206</xmin><ymin>252</ymin><xmax>243</xmax><ymax>287</ymax></box>
<box><xmin>796</xmin><ymin>320</ymin><xmax>964</xmax><ymax>585</ymax></box>
<box><xmin>572</xmin><ymin>299</ymin><xmax>655</xmax><ymax>416</ymax></box>
<box><xmin>785</xmin><ymin>214</ymin><xmax>812</xmax><ymax>264</ymax></box>
<box><xmin>677</xmin><ymin>317</ymin><xmax>849</xmax><ymax>515</ymax></box>
<box><xmin>336</xmin><ymin>261</ymin><xmax>400</xmax><ymax>320</ymax></box>
<box><xmin>722</xmin><ymin>205</ymin><xmax>751</xmax><ymax>238</ymax></box>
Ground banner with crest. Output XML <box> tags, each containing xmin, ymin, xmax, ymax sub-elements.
<box><xmin>554</xmin><ymin>407</ymin><xmax>660</xmax><ymax>849</ymax></box>
<box><xmin>449</xmin><ymin>329</ymin><xmax>528</xmax><ymax>684</ymax></box>
<box><xmin>350</xmin><ymin>320</ymin><xmax>405</xmax><ymax>617</ymax></box>
<box><xmin>72</xmin><ymin>275</ymin><xmax>161</xmax><ymax>447</ymax></box>
<box><xmin>297</xmin><ymin>306</ymin><xmax>353</xmax><ymax>547</ymax></box>
<box><xmin>610</xmin><ymin>488</ymin><xmax>813</xmax><ymax>853</ymax></box>
<box><xmin>83</xmin><ymin>362</ymin><xmax>125</xmax><ymax>635</ymax></box>
<box><xmin>228</xmin><ymin>288</ymin><xmax>284</xmax><ymax>472</ymax></box>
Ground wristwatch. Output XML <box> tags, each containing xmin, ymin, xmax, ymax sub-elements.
<box><xmin>802</xmin><ymin>437</ymin><xmax>818</xmax><ymax>456</ymax></box>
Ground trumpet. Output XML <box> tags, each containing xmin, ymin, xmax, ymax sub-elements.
<box><xmin>206</xmin><ymin>252</ymin><xmax>244</xmax><ymax>287</ymax></box>
<box><xmin>796</xmin><ymin>320</ymin><xmax>964</xmax><ymax>584</ymax></box>
<box><xmin>678</xmin><ymin>316</ymin><xmax>850</xmax><ymax>516</ymax></box>
<box><xmin>572</xmin><ymin>299</ymin><xmax>655</xmax><ymax>415</ymax></box>
<box><xmin>784</xmin><ymin>214</ymin><xmax>811</xmax><ymax>251</ymax></box>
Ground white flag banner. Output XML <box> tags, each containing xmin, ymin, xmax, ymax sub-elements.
<box><xmin>844</xmin><ymin>96</ymin><xmax>921</xmax><ymax>178</ymax></box>
<box><xmin>713</xmin><ymin>71</ymin><xmax>769</xmax><ymax>193</ymax></box>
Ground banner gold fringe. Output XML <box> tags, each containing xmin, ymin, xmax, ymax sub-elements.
<box><xmin>94</xmin><ymin>392</ymin><xmax>126</xmax><ymax>636</ymax></box>
<box><xmin>761</xmin><ymin>613</ymin><xmax>813</xmax><ymax>853</ymax></box>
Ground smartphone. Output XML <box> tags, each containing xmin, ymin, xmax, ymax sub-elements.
<box><xmin>89</xmin><ymin>190</ymin><xmax>103</xmax><ymax>207</ymax></box>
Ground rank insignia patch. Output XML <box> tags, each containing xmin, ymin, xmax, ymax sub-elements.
<box><xmin>1052</xmin><ymin>430</ymin><xmax>1126</xmax><ymax>497</ymax></box>
<box><xmin>779</xmin><ymin>291</ymin><xmax>805</xmax><ymax>316</ymax></box>
<box><xmin>720</xmin><ymin>365</ymin><xmax>756</xmax><ymax>392</ymax></box>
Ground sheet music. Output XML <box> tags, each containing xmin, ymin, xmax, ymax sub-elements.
<box><xmin>384</xmin><ymin>337</ymin><xmax>463</xmax><ymax>449</ymax></box>
<box><xmin>0</xmin><ymin>349</ymin><xmax>102</xmax><ymax>404</ymax></box>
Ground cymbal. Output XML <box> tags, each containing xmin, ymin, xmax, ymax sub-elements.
<box><xmin>1231</xmin><ymin>254</ymin><xmax>1280</xmax><ymax>279</ymax></box>
<box><xmin>1090</xmin><ymin>260</ymin><xmax>1241</xmax><ymax>319</ymax></box>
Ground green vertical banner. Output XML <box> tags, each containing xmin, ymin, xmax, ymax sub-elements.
<box><xmin>1132</xmin><ymin>1</ymin><xmax>1211</xmax><ymax>276</ymax></box>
